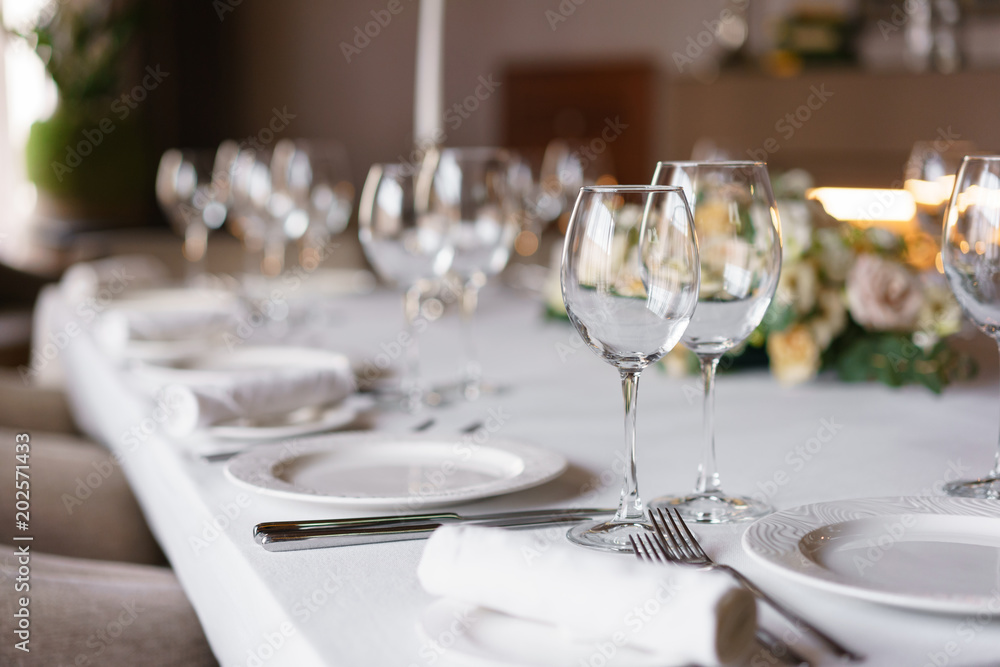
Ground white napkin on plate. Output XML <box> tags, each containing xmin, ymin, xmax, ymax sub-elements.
<box><xmin>418</xmin><ymin>525</ymin><xmax>757</xmax><ymax>667</ymax></box>
<box><xmin>162</xmin><ymin>359</ymin><xmax>355</xmax><ymax>436</ymax></box>
<box><xmin>60</xmin><ymin>255</ymin><xmax>169</xmax><ymax>303</ymax></box>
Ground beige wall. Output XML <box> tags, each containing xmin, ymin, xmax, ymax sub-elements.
<box><xmin>225</xmin><ymin>0</ymin><xmax>727</xmax><ymax>185</ymax></box>
<box><xmin>223</xmin><ymin>1</ymin><xmax>1000</xmax><ymax>189</ymax></box>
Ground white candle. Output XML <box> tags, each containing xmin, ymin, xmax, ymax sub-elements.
<box><xmin>414</xmin><ymin>0</ymin><xmax>445</xmax><ymax>147</ymax></box>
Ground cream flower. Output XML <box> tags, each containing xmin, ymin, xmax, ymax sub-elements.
<box><xmin>914</xmin><ymin>282</ymin><xmax>962</xmax><ymax>346</ymax></box>
<box><xmin>767</xmin><ymin>324</ymin><xmax>821</xmax><ymax>385</ymax></box>
<box><xmin>776</xmin><ymin>200</ymin><xmax>812</xmax><ymax>263</ymax></box>
<box><xmin>661</xmin><ymin>345</ymin><xmax>695</xmax><ymax>378</ymax></box>
<box><xmin>809</xmin><ymin>288</ymin><xmax>847</xmax><ymax>350</ymax></box>
<box><xmin>846</xmin><ymin>254</ymin><xmax>923</xmax><ymax>331</ymax></box>
<box><xmin>776</xmin><ymin>260</ymin><xmax>817</xmax><ymax>315</ymax></box>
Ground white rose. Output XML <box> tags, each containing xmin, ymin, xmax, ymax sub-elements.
<box><xmin>776</xmin><ymin>261</ymin><xmax>817</xmax><ymax>316</ymax></box>
<box><xmin>846</xmin><ymin>254</ymin><xmax>923</xmax><ymax>331</ymax></box>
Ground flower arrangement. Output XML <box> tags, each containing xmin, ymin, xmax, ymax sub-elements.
<box><xmin>545</xmin><ymin>170</ymin><xmax>976</xmax><ymax>391</ymax></box>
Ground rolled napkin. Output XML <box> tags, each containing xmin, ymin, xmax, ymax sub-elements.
<box><xmin>60</xmin><ymin>255</ymin><xmax>170</xmax><ymax>303</ymax></box>
<box><xmin>418</xmin><ymin>525</ymin><xmax>757</xmax><ymax>667</ymax></box>
<box><xmin>161</xmin><ymin>356</ymin><xmax>355</xmax><ymax>436</ymax></box>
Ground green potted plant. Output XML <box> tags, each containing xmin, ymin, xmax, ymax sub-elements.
<box><xmin>10</xmin><ymin>0</ymin><xmax>149</xmax><ymax>231</ymax></box>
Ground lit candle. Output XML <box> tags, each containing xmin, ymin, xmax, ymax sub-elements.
<box><xmin>414</xmin><ymin>0</ymin><xmax>445</xmax><ymax>148</ymax></box>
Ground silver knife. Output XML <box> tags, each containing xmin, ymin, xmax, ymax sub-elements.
<box><xmin>254</xmin><ymin>508</ymin><xmax>615</xmax><ymax>551</ymax></box>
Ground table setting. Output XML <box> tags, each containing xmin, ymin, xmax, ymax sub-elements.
<box><xmin>34</xmin><ymin>139</ymin><xmax>1000</xmax><ymax>667</ymax></box>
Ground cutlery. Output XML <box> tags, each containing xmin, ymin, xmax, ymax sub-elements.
<box><xmin>254</xmin><ymin>507</ymin><xmax>615</xmax><ymax>551</ymax></box>
<box><xmin>630</xmin><ymin>533</ymin><xmax>813</xmax><ymax>667</ymax></box>
<box><xmin>649</xmin><ymin>508</ymin><xmax>863</xmax><ymax>662</ymax></box>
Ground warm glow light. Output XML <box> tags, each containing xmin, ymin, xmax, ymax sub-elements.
<box><xmin>904</xmin><ymin>176</ymin><xmax>955</xmax><ymax>209</ymax></box>
<box><xmin>806</xmin><ymin>188</ymin><xmax>917</xmax><ymax>233</ymax></box>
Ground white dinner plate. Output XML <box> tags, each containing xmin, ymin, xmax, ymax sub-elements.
<box><xmin>100</xmin><ymin>287</ymin><xmax>243</xmax><ymax>362</ymax></box>
<box><xmin>742</xmin><ymin>496</ymin><xmax>1000</xmax><ymax>614</ymax></box>
<box><xmin>224</xmin><ymin>432</ymin><xmax>568</xmax><ymax>508</ymax></box>
<box><xmin>209</xmin><ymin>397</ymin><xmax>366</xmax><ymax>441</ymax></box>
<box><xmin>418</xmin><ymin>600</ymin><xmax>664</xmax><ymax>667</ymax></box>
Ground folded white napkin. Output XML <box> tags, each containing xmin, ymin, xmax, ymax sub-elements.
<box><xmin>418</xmin><ymin>525</ymin><xmax>757</xmax><ymax>667</ymax></box>
<box><xmin>161</xmin><ymin>358</ymin><xmax>355</xmax><ymax>436</ymax></box>
<box><xmin>60</xmin><ymin>255</ymin><xmax>169</xmax><ymax>303</ymax></box>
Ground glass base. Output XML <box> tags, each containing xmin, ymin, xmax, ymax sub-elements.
<box><xmin>944</xmin><ymin>477</ymin><xmax>1000</xmax><ymax>499</ymax></box>
<box><xmin>650</xmin><ymin>493</ymin><xmax>772</xmax><ymax>524</ymax></box>
<box><xmin>432</xmin><ymin>379</ymin><xmax>510</xmax><ymax>403</ymax></box>
<box><xmin>566</xmin><ymin>518</ymin><xmax>651</xmax><ymax>553</ymax></box>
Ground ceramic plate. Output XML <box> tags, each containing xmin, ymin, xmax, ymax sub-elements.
<box><xmin>224</xmin><ymin>432</ymin><xmax>567</xmax><ymax>508</ymax></box>
<box><xmin>742</xmin><ymin>496</ymin><xmax>1000</xmax><ymax>613</ymax></box>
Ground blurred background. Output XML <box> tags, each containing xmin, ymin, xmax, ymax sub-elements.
<box><xmin>2</xmin><ymin>0</ymin><xmax>1000</xmax><ymax>326</ymax></box>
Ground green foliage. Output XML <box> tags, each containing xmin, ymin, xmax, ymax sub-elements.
<box><xmin>830</xmin><ymin>322</ymin><xmax>976</xmax><ymax>394</ymax></box>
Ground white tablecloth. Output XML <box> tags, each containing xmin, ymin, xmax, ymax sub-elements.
<box><xmin>54</xmin><ymin>284</ymin><xmax>1000</xmax><ymax>666</ymax></box>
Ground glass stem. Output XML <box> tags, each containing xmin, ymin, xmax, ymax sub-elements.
<box><xmin>183</xmin><ymin>221</ymin><xmax>208</xmax><ymax>285</ymax></box>
<box><xmin>402</xmin><ymin>284</ymin><xmax>424</xmax><ymax>411</ymax></box>
<box><xmin>615</xmin><ymin>369</ymin><xmax>644</xmax><ymax>523</ymax></box>
<box><xmin>460</xmin><ymin>278</ymin><xmax>482</xmax><ymax>390</ymax></box>
<box><xmin>695</xmin><ymin>354</ymin><xmax>723</xmax><ymax>495</ymax></box>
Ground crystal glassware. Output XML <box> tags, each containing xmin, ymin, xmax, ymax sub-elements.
<box><xmin>650</xmin><ymin>161</ymin><xmax>783</xmax><ymax>524</ymax></box>
<box><xmin>941</xmin><ymin>155</ymin><xmax>1000</xmax><ymax>499</ymax></box>
<box><xmin>561</xmin><ymin>185</ymin><xmax>700</xmax><ymax>551</ymax></box>
<box><xmin>271</xmin><ymin>139</ymin><xmax>354</xmax><ymax>270</ymax></box>
<box><xmin>359</xmin><ymin>163</ymin><xmax>454</xmax><ymax>411</ymax></box>
<box><xmin>418</xmin><ymin>147</ymin><xmax>518</xmax><ymax>399</ymax></box>
<box><xmin>155</xmin><ymin>148</ymin><xmax>230</xmax><ymax>284</ymax></box>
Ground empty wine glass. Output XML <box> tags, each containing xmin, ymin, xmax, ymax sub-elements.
<box><xmin>650</xmin><ymin>161</ymin><xmax>783</xmax><ymax>524</ymax></box>
<box><xmin>359</xmin><ymin>163</ymin><xmax>454</xmax><ymax>411</ymax></box>
<box><xmin>941</xmin><ymin>155</ymin><xmax>1000</xmax><ymax>499</ymax></box>
<box><xmin>561</xmin><ymin>185</ymin><xmax>700</xmax><ymax>552</ymax></box>
<box><xmin>155</xmin><ymin>148</ymin><xmax>230</xmax><ymax>283</ymax></box>
<box><xmin>271</xmin><ymin>139</ymin><xmax>354</xmax><ymax>269</ymax></box>
<box><xmin>227</xmin><ymin>147</ymin><xmax>273</xmax><ymax>276</ymax></box>
<box><xmin>418</xmin><ymin>147</ymin><xmax>518</xmax><ymax>399</ymax></box>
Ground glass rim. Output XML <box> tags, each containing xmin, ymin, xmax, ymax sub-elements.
<box><xmin>579</xmin><ymin>185</ymin><xmax>687</xmax><ymax>194</ymax></box>
<box><xmin>961</xmin><ymin>154</ymin><xmax>1000</xmax><ymax>162</ymax></box>
<box><xmin>654</xmin><ymin>160</ymin><xmax>767</xmax><ymax>168</ymax></box>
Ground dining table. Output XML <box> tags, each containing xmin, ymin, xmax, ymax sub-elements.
<box><xmin>45</xmin><ymin>275</ymin><xmax>1000</xmax><ymax>667</ymax></box>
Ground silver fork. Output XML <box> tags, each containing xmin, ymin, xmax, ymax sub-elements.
<box><xmin>649</xmin><ymin>508</ymin><xmax>863</xmax><ymax>662</ymax></box>
<box><xmin>630</xmin><ymin>533</ymin><xmax>813</xmax><ymax>667</ymax></box>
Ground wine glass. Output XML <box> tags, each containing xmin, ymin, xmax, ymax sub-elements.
<box><xmin>650</xmin><ymin>161</ymin><xmax>783</xmax><ymax>524</ymax></box>
<box><xmin>155</xmin><ymin>148</ymin><xmax>230</xmax><ymax>283</ymax></box>
<box><xmin>941</xmin><ymin>155</ymin><xmax>1000</xmax><ymax>499</ymax></box>
<box><xmin>271</xmin><ymin>139</ymin><xmax>354</xmax><ymax>269</ymax></box>
<box><xmin>227</xmin><ymin>147</ymin><xmax>273</xmax><ymax>276</ymax></box>
<box><xmin>418</xmin><ymin>147</ymin><xmax>518</xmax><ymax>399</ymax></box>
<box><xmin>561</xmin><ymin>185</ymin><xmax>700</xmax><ymax>552</ymax></box>
<box><xmin>359</xmin><ymin>163</ymin><xmax>454</xmax><ymax>411</ymax></box>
